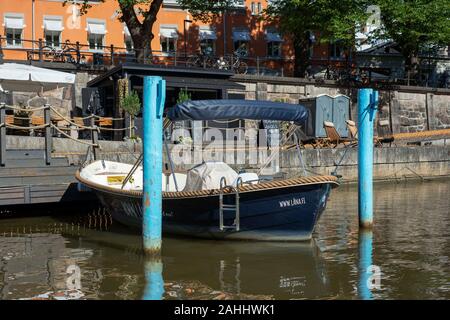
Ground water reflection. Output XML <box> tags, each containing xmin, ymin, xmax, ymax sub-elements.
<box><xmin>358</xmin><ymin>230</ymin><xmax>374</xmax><ymax>300</ymax></box>
<box><xmin>0</xmin><ymin>180</ymin><xmax>449</xmax><ymax>299</ymax></box>
<box><xmin>162</xmin><ymin>239</ymin><xmax>329</xmax><ymax>299</ymax></box>
<box><xmin>143</xmin><ymin>259</ymin><xmax>164</xmax><ymax>300</ymax></box>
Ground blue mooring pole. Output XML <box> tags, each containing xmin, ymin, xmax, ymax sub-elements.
<box><xmin>358</xmin><ymin>229</ymin><xmax>374</xmax><ymax>300</ymax></box>
<box><xmin>357</xmin><ymin>88</ymin><xmax>378</xmax><ymax>228</ymax></box>
<box><xmin>143</xmin><ymin>259</ymin><xmax>164</xmax><ymax>300</ymax></box>
<box><xmin>143</xmin><ymin>76</ymin><xmax>166</xmax><ymax>255</ymax></box>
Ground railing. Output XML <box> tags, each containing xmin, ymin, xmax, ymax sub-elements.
<box><xmin>0</xmin><ymin>102</ymin><xmax>134</xmax><ymax>166</ymax></box>
<box><xmin>0</xmin><ymin>36</ymin><xmax>294</xmax><ymax>75</ymax></box>
<box><xmin>0</xmin><ymin>36</ymin><xmax>448</xmax><ymax>86</ymax></box>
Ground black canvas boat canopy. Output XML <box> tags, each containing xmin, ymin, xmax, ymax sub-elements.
<box><xmin>166</xmin><ymin>99</ymin><xmax>308</xmax><ymax>123</ymax></box>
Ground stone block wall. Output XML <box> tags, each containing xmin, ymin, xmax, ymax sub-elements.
<box><xmin>10</xmin><ymin>86</ymin><xmax>73</xmax><ymax>119</ymax></box>
<box><xmin>231</xmin><ymin>75</ymin><xmax>450</xmax><ymax>135</ymax></box>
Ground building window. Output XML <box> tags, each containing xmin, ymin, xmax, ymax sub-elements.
<box><xmin>267</xmin><ymin>42</ymin><xmax>281</xmax><ymax>57</ymax></box>
<box><xmin>4</xmin><ymin>14</ymin><xmax>24</xmax><ymax>47</ymax></box>
<box><xmin>266</xmin><ymin>28</ymin><xmax>282</xmax><ymax>57</ymax></box>
<box><xmin>6</xmin><ymin>28</ymin><xmax>22</xmax><ymax>47</ymax></box>
<box><xmin>87</xmin><ymin>20</ymin><xmax>106</xmax><ymax>51</ymax></box>
<box><xmin>199</xmin><ymin>27</ymin><xmax>217</xmax><ymax>55</ymax></box>
<box><xmin>234</xmin><ymin>41</ymin><xmax>249</xmax><ymax>56</ymax></box>
<box><xmin>251</xmin><ymin>2</ymin><xmax>262</xmax><ymax>15</ymax></box>
<box><xmin>329</xmin><ymin>41</ymin><xmax>346</xmax><ymax>59</ymax></box>
<box><xmin>89</xmin><ymin>33</ymin><xmax>104</xmax><ymax>50</ymax></box>
<box><xmin>232</xmin><ymin>28</ymin><xmax>250</xmax><ymax>56</ymax></box>
<box><xmin>43</xmin><ymin>17</ymin><xmax>63</xmax><ymax>47</ymax></box>
<box><xmin>45</xmin><ymin>30</ymin><xmax>61</xmax><ymax>47</ymax></box>
<box><xmin>200</xmin><ymin>39</ymin><xmax>215</xmax><ymax>55</ymax></box>
<box><xmin>160</xmin><ymin>26</ymin><xmax>178</xmax><ymax>54</ymax></box>
<box><xmin>161</xmin><ymin>37</ymin><xmax>176</xmax><ymax>53</ymax></box>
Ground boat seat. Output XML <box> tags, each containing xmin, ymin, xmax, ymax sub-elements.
<box><xmin>183</xmin><ymin>161</ymin><xmax>238</xmax><ymax>192</ymax></box>
<box><xmin>233</xmin><ymin>172</ymin><xmax>259</xmax><ymax>187</ymax></box>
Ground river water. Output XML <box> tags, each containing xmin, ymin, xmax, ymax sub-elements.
<box><xmin>0</xmin><ymin>180</ymin><xmax>449</xmax><ymax>300</ymax></box>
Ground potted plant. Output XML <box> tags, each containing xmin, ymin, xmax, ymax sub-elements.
<box><xmin>120</xmin><ymin>90</ymin><xmax>141</xmax><ymax>139</ymax></box>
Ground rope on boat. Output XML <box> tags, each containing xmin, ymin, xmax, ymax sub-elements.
<box><xmin>76</xmin><ymin>170</ymin><xmax>338</xmax><ymax>199</ymax></box>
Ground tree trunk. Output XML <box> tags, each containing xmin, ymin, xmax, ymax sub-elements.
<box><xmin>293</xmin><ymin>37</ymin><xmax>310</xmax><ymax>78</ymax></box>
<box><xmin>119</xmin><ymin>0</ymin><xmax>163</xmax><ymax>64</ymax></box>
<box><xmin>132</xmin><ymin>34</ymin><xmax>153</xmax><ymax>63</ymax></box>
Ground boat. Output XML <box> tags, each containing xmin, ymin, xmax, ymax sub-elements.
<box><xmin>76</xmin><ymin>99</ymin><xmax>339</xmax><ymax>241</ymax></box>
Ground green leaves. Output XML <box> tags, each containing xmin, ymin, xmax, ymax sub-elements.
<box><xmin>177</xmin><ymin>0</ymin><xmax>238</xmax><ymax>22</ymax></box>
<box><xmin>177</xmin><ymin>89</ymin><xmax>191</xmax><ymax>104</ymax></box>
<box><xmin>121</xmin><ymin>91</ymin><xmax>141</xmax><ymax>116</ymax></box>
<box><xmin>265</xmin><ymin>0</ymin><xmax>368</xmax><ymax>46</ymax></box>
<box><xmin>372</xmin><ymin>0</ymin><xmax>450</xmax><ymax>60</ymax></box>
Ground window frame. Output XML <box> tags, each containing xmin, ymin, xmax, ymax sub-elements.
<box><xmin>200</xmin><ymin>38</ymin><xmax>216</xmax><ymax>55</ymax></box>
<box><xmin>5</xmin><ymin>27</ymin><xmax>23</xmax><ymax>47</ymax></box>
<box><xmin>86</xmin><ymin>19</ymin><xmax>106</xmax><ymax>52</ymax></box>
<box><xmin>160</xmin><ymin>36</ymin><xmax>177</xmax><ymax>54</ymax></box>
<box><xmin>233</xmin><ymin>40</ymin><xmax>249</xmax><ymax>57</ymax></box>
<box><xmin>44</xmin><ymin>30</ymin><xmax>61</xmax><ymax>48</ymax></box>
<box><xmin>267</xmin><ymin>41</ymin><xmax>281</xmax><ymax>58</ymax></box>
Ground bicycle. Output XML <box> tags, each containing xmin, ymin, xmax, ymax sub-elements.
<box><xmin>212</xmin><ymin>50</ymin><xmax>248</xmax><ymax>74</ymax></box>
<box><xmin>42</xmin><ymin>40</ymin><xmax>79</xmax><ymax>64</ymax></box>
<box><xmin>186</xmin><ymin>53</ymin><xmax>215</xmax><ymax>69</ymax></box>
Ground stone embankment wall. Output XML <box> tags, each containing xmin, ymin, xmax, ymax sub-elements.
<box><xmin>5</xmin><ymin>135</ymin><xmax>449</xmax><ymax>183</ymax></box>
<box><xmin>281</xmin><ymin>146</ymin><xmax>450</xmax><ymax>183</ymax></box>
<box><xmin>230</xmin><ymin>75</ymin><xmax>450</xmax><ymax>134</ymax></box>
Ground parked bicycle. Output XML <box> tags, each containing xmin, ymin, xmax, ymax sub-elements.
<box><xmin>186</xmin><ymin>53</ymin><xmax>215</xmax><ymax>69</ymax></box>
<box><xmin>41</xmin><ymin>40</ymin><xmax>79</xmax><ymax>64</ymax></box>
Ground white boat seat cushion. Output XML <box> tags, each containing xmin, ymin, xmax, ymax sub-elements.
<box><xmin>183</xmin><ymin>161</ymin><xmax>238</xmax><ymax>192</ymax></box>
<box><xmin>233</xmin><ymin>172</ymin><xmax>259</xmax><ymax>187</ymax></box>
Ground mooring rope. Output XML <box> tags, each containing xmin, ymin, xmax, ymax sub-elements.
<box><xmin>3</xmin><ymin>105</ymin><xmax>47</xmax><ymax>112</ymax></box>
<box><xmin>49</xmin><ymin>106</ymin><xmax>96</xmax><ymax>130</ymax></box>
<box><xmin>5</xmin><ymin>123</ymin><xmax>49</xmax><ymax>130</ymax></box>
<box><xmin>51</xmin><ymin>124</ymin><xmax>100</xmax><ymax>147</ymax></box>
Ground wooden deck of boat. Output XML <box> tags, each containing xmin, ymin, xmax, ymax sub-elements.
<box><xmin>0</xmin><ymin>149</ymin><xmax>96</xmax><ymax>206</ymax></box>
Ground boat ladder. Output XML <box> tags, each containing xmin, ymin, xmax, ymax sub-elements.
<box><xmin>219</xmin><ymin>177</ymin><xmax>242</xmax><ymax>232</ymax></box>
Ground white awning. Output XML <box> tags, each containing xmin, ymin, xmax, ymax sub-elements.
<box><xmin>44</xmin><ymin>19</ymin><xmax>63</xmax><ymax>31</ymax></box>
<box><xmin>0</xmin><ymin>63</ymin><xmax>75</xmax><ymax>84</ymax></box>
<box><xmin>87</xmin><ymin>22</ymin><xmax>106</xmax><ymax>35</ymax></box>
<box><xmin>160</xmin><ymin>27</ymin><xmax>178</xmax><ymax>39</ymax></box>
<box><xmin>199</xmin><ymin>29</ymin><xmax>217</xmax><ymax>40</ymax></box>
<box><xmin>266</xmin><ymin>32</ymin><xmax>283</xmax><ymax>42</ymax></box>
<box><xmin>232</xmin><ymin>30</ymin><xmax>251</xmax><ymax>41</ymax></box>
<box><xmin>4</xmin><ymin>16</ymin><xmax>24</xmax><ymax>29</ymax></box>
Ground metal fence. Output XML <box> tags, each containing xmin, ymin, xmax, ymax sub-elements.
<box><xmin>0</xmin><ymin>36</ymin><xmax>448</xmax><ymax>87</ymax></box>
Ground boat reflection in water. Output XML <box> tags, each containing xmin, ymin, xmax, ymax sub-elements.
<box><xmin>0</xmin><ymin>213</ymin><xmax>334</xmax><ymax>300</ymax></box>
<box><xmin>161</xmin><ymin>238</ymin><xmax>331</xmax><ymax>299</ymax></box>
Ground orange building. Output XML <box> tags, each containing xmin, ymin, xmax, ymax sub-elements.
<box><xmin>0</xmin><ymin>0</ymin><xmax>339</xmax><ymax>75</ymax></box>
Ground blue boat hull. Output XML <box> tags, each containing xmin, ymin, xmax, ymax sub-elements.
<box><xmin>93</xmin><ymin>182</ymin><xmax>334</xmax><ymax>241</ymax></box>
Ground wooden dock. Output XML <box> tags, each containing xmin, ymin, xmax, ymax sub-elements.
<box><xmin>0</xmin><ymin>149</ymin><xmax>96</xmax><ymax>207</ymax></box>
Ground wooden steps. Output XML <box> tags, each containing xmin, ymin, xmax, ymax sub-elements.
<box><xmin>0</xmin><ymin>149</ymin><xmax>96</xmax><ymax>206</ymax></box>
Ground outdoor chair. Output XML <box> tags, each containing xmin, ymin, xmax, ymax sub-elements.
<box><xmin>346</xmin><ymin>120</ymin><xmax>358</xmax><ymax>140</ymax></box>
<box><xmin>323</xmin><ymin>121</ymin><xmax>354</xmax><ymax>148</ymax></box>
<box><xmin>376</xmin><ymin>119</ymin><xmax>394</xmax><ymax>145</ymax></box>
<box><xmin>345</xmin><ymin>119</ymin><xmax>393</xmax><ymax>147</ymax></box>
<box><xmin>98</xmin><ymin>117</ymin><xmax>113</xmax><ymax>127</ymax></box>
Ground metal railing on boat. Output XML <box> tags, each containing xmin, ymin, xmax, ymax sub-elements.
<box><xmin>219</xmin><ymin>177</ymin><xmax>242</xmax><ymax>232</ymax></box>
